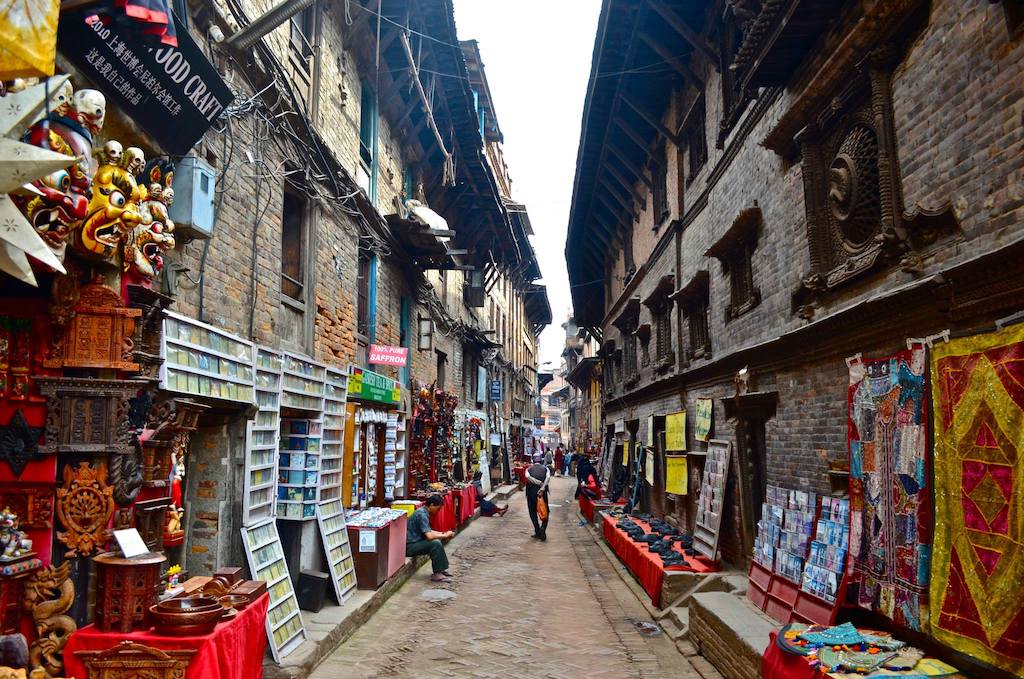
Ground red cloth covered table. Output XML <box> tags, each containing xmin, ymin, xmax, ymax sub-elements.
<box><xmin>64</xmin><ymin>592</ymin><xmax>269</xmax><ymax>679</ymax></box>
<box><xmin>429</xmin><ymin>491</ymin><xmax>457</xmax><ymax>533</ymax></box>
<box><xmin>601</xmin><ymin>513</ymin><xmax>717</xmax><ymax>607</ymax></box>
<box><xmin>457</xmin><ymin>484</ymin><xmax>477</xmax><ymax>524</ymax></box>
<box><xmin>514</xmin><ymin>465</ymin><xmax>527</xmax><ymax>486</ymax></box>
<box><xmin>762</xmin><ymin>630</ymin><xmax>815</xmax><ymax>679</ymax></box>
<box><xmin>579</xmin><ymin>495</ymin><xmax>596</xmax><ymax>522</ymax></box>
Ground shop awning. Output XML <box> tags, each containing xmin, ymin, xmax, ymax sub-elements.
<box><xmin>566</xmin><ymin>356</ymin><xmax>600</xmax><ymax>390</ymax></box>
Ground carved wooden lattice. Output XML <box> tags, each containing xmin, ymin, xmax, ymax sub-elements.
<box><xmin>56</xmin><ymin>462</ymin><xmax>115</xmax><ymax>558</ymax></box>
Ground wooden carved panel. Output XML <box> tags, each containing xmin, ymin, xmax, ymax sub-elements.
<box><xmin>134</xmin><ymin>497</ymin><xmax>171</xmax><ymax>552</ymax></box>
<box><xmin>23</xmin><ymin>561</ymin><xmax>77</xmax><ymax>678</ymax></box>
<box><xmin>36</xmin><ymin>378</ymin><xmax>151</xmax><ymax>455</ymax></box>
<box><xmin>0</xmin><ymin>484</ymin><xmax>53</xmax><ymax>529</ymax></box>
<box><xmin>56</xmin><ymin>463</ymin><xmax>114</xmax><ymax>558</ymax></box>
<box><xmin>44</xmin><ymin>279</ymin><xmax>141</xmax><ymax>372</ymax></box>
<box><xmin>74</xmin><ymin>641</ymin><xmax>194</xmax><ymax>679</ymax></box>
<box><xmin>126</xmin><ymin>285</ymin><xmax>174</xmax><ymax>381</ymax></box>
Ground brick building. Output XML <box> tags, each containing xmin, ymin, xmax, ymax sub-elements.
<box><xmin>567</xmin><ymin>1</ymin><xmax>1022</xmax><ymax>672</ymax></box>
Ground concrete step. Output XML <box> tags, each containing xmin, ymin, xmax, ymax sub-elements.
<box><xmin>722</xmin><ymin>574</ymin><xmax>750</xmax><ymax>595</ymax></box>
<box><xmin>668</xmin><ymin>604</ymin><xmax>689</xmax><ymax>633</ymax></box>
<box><xmin>657</xmin><ymin>613</ymin><xmax>687</xmax><ymax>641</ymax></box>
<box><xmin>688</xmin><ymin>591</ymin><xmax>777</xmax><ymax>679</ymax></box>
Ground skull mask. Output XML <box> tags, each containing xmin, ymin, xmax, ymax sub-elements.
<box><xmin>73</xmin><ymin>89</ymin><xmax>106</xmax><ymax>136</ymax></box>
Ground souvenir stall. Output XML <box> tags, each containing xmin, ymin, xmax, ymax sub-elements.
<box><xmin>345</xmin><ymin>367</ymin><xmax>403</xmax><ymax>508</ymax></box>
<box><xmin>754</xmin><ymin>326</ymin><xmax>1024</xmax><ymax>679</ymax></box>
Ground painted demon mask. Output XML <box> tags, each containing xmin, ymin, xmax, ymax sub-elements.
<box><xmin>123</xmin><ymin>158</ymin><xmax>176</xmax><ymax>285</ymax></box>
<box><xmin>12</xmin><ymin>86</ymin><xmax>104</xmax><ymax>262</ymax></box>
<box><xmin>75</xmin><ymin>157</ymin><xmax>144</xmax><ymax>262</ymax></box>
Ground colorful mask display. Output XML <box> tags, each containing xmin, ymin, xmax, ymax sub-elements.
<box><xmin>123</xmin><ymin>158</ymin><xmax>176</xmax><ymax>290</ymax></box>
<box><xmin>12</xmin><ymin>85</ymin><xmax>104</xmax><ymax>263</ymax></box>
<box><xmin>75</xmin><ymin>148</ymin><xmax>145</xmax><ymax>263</ymax></box>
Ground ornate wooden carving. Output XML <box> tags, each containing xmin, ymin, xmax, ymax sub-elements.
<box><xmin>35</xmin><ymin>378</ymin><xmax>150</xmax><ymax>455</ymax></box>
<box><xmin>126</xmin><ymin>285</ymin><xmax>173</xmax><ymax>381</ymax></box>
<box><xmin>73</xmin><ymin>641</ymin><xmax>194</xmax><ymax>679</ymax></box>
<box><xmin>23</xmin><ymin>562</ymin><xmax>77</xmax><ymax>678</ymax></box>
<box><xmin>792</xmin><ymin>47</ymin><xmax>956</xmax><ymax>314</ymax></box>
<box><xmin>0</xmin><ymin>485</ymin><xmax>53</xmax><ymax>530</ymax></box>
<box><xmin>93</xmin><ymin>552</ymin><xmax>166</xmax><ymax>633</ymax></box>
<box><xmin>56</xmin><ymin>463</ymin><xmax>114</xmax><ymax>558</ymax></box>
<box><xmin>44</xmin><ymin>278</ymin><xmax>141</xmax><ymax>372</ymax></box>
<box><xmin>0</xmin><ymin>410</ymin><xmax>44</xmax><ymax>476</ymax></box>
<box><xmin>109</xmin><ymin>441</ymin><xmax>144</xmax><ymax>508</ymax></box>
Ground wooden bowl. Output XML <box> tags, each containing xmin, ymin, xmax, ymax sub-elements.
<box><xmin>149</xmin><ymin>603</ymin><xmax>224</xmax><ymax>636</ymax></box>
<box><xmin>218</xmin><ymin>594</ymin><xmax>250</xmax><ymax>610</ymax></box>
<box><xmin>156</xmin><ymin>595</ymin><xmax>221</xmax><ymax>613</ymax></box>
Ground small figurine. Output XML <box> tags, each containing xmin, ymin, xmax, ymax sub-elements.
<box><xmin>165</xmin><ymin>564</ymin><xmax>182</xmax><ymax>590</ymax></box>
<box><xmin>0</xmin><ymin>507</ymin><xmax>30</xmax><ymax>560</ymax></box>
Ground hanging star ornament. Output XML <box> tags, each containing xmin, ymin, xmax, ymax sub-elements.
<box><xmin>0</xmin><ymin>75</ymin><xmax>72</xmax><ymax>285</ymax></box>
<box><xmin>0</xmin><ymin>408</ymin><xmax>44</xmax><ymax>476</ymax></box>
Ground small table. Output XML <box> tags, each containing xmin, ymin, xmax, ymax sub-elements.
<box><xmin>63</xmin><ymin>592</ymin><xmax>269</xmax><ymax>679</ymax></box>
<box><xmin>347</xmin><ymin>513</ymin><xmax>408</xmax><ymax>589</ymax></box>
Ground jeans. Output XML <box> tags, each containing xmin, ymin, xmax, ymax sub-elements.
<box><xmin>526</xmin><ymin>485</ymin><xmax>549</xmax><ymax>538</ymax></box>
<box><xmin>406</xmin><ymin>539</ymin><xmax>449</xmax><ymax>574</ymax></box>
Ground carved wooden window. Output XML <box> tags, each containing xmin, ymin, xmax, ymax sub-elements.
<box><xmin>652</xmin><ymin>143</ymin><xmax>670</xmax><ymax>227</ymax></box>
<box><xmin>728</xmin><ymin>242</ymin><xmax>757</xmax><ymax>317</ymax></box>
<box><xmin>288</xmin><ymin>5</ymin><xmax>316</xmax><ymax>109</ymax></box>
<box><xmin>356</xmin><ymin>250</ymin><xmax>372</xmax><ymax>336</ymax></box>
<box><xmin>281</xmin><ymin>189</ymin><xmax>306</xmax><ymax>302</ymax></box>
<box><xmin>655</xmin><ymin>306</ymin><xmax>673</xmax><ymax>364</ymax></box>
<box><xmin>638</xmin><ymin>324</ymin><xmax>652</xmax><ymax>368</ymax></box>
<box><xmin>717</xmin><ymin>5</ymin><xmax>752</xmax><ymax>142</ymax></box>
<box><xmin>674</xmin><ymin>270</ymin><xmax>711</xmax><ymax>361</ymax></box>
<box><xmin>792</xmin><ymin>50</ymin><xmax>954</xmax><ymax>315</ymax></box>
<box><xmin>623</xmin><ymin>332</ymin><xmax>638</xmax><ymax>381</ymax></box>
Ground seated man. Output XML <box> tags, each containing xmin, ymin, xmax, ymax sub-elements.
<box><xmin>472</xmin><ymin>471</ymin><xmax>508</xmax><ymax>516</ymax></box>
<box><xmin>405</xmin><ymin>494</ymin><xmax>455</xmax><ymax>582</ymax></box>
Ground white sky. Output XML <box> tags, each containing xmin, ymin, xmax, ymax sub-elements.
<box><xmin>453</xmin><ymin>0</ymin><xmax>602</xmax><ymax>368</ymax></box>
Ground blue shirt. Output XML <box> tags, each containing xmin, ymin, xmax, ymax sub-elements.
<box><xmin>407</xmin><ymin>507</ymin><xmax>432</xmax><ymax>543</ymax></box>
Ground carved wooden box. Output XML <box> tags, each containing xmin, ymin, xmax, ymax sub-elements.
<box><xmin>92</xmin><ymin>552</ymin><xmax>167</xmax><ymax>633</ymax></box>
<box><xmin>74</xmin><ymin>641</ymin><xmax>195</xmax><ymax>679</ymax></box>
<box><xmin>45</xmin><ymin>280</ymin><xmax>141</xmax><ymax>372</ymax></box>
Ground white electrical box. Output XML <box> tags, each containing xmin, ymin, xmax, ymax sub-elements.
<box><xmin>169</xmin><ymin>156</ymin><xmax>217</xmax><ymax>240</ymax></box>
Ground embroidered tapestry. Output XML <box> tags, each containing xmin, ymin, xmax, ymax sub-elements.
<box><xmin>930</xmin><ymin>324</ymin><xmax>1024</xmax><ymax>675</ymax></box>
<box><xmin>848</xmin><ymin>346</ymin><xmax>930</xmax><ymax>631</ymax></box>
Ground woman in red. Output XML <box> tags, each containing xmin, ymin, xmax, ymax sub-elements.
<box><xmin>576</xmin><ymin>458</ymin><xmax>601</xmax><ymax>500</ymax></box>
<box><xmin>554</xmin><ymin>446</ymin><xmax>565</xmax><ymax>476</ymax></box>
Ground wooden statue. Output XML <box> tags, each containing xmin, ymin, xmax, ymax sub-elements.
<box><xmin>23</xmin><ymin>563</ymin><xmax>76</xmax><ymax>678</ymax></box>
<box><xmin>55</xmin><ymin>463</ymin><xmax>114</xmax><ymax>558</ymax></box>
<box><xmin>74</xmin><ymin>641</ymin><xmax>194</xmax><ymax>679</ymax></box>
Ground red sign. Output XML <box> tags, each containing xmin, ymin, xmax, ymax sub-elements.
<box><xmin>368</xmin><ymin>344</ymin><xmax>408</xmax><ymax>367</ymax></box>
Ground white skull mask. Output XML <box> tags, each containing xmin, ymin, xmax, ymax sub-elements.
<box><xmin>73</xmin><ymin>89</ymin><xmax>106</xmax><ymax>135</ymax></box>
<box><xmin>101</xmin><ymin>140</ymin><xmax>123</xmax><ymax>166</ymax></box>
<box><xmin>122</xmin><ymin>147</ymin><xmax>145</xmax><ymax>175</ymax></box>
<box><xmin>49</xmin><ymin>80</ymin><xmax>74</xmax><ymax>119</ymax></box>
<box><xmin>162</xmin><ymin>187</ymin><xmax>174</xmax><ymax>206</ymax></box>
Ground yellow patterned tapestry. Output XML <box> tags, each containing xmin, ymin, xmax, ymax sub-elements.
<box><xmin>0</xmin><ymin>0</ymin><xmax>59</xmax><ymax>79</ymax></box>
<box><xmin>929</xmin><ymin>323</ymin><xmax>1024</xmax><ymax>674</ymax></box>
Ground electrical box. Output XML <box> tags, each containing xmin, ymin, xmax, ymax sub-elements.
<box><xmin>169</xmin><ymin>156</ymin><xmax>216</xmax><ymax>240</ymax></box>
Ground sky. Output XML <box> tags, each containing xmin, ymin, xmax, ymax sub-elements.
<box><xmin>453</xmin><ymin>0</ymin><xmax>602</xmax><ymax>370</ymax></box>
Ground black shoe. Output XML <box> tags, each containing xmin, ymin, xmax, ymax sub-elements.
<box><xmin>531</xmin><ymin>534</ymin><xmax>543</xmax><ymax>540</ymax></box>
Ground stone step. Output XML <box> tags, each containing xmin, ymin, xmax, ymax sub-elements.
<box><xmin>657</xmin><ymin>613</ymin><xmax>687</xmax><ymax>641</ymax></box>
<box><xmin>689</xmin><ymin>591</ymin><xmax>777</xmax><ymax>679</ymax></box>
<box><xmin>721</xmin><ymin>574</ymin><xmax>750</xmax><ymax>595</ymax></box>
<box><xmin>668</xmin><ymin>604</ymin><xmax>689</xmax><ymax>633</ymax></box>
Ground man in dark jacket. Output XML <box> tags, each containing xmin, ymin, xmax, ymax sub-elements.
<box><xmin>405</xmin><ymin>494</ymin><xmax>455</xmax><ymax>582</ymax></box>
<box><xmin>525</xmin><ymin>454</ymin><xmax>551</xmax><ymax>540</ymax></box>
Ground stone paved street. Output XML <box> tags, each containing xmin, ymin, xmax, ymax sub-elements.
<box><xmin>309</xmin><ymin>477</ymin><xmax>706</xmax><ymax>678</ymax></box>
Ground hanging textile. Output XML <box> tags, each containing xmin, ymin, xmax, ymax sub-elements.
<box><xmin>929</xmin><ymin>324</ymin><xmax>1024</xmax><ymax>675</ymax></box>
<box><xmin>848</xmin><ymin>346</ymin><xmax>930</xmax><ymax>631</ymax></box>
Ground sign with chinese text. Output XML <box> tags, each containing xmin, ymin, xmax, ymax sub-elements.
<box><xmin>665</xmin><ymin>411</ymin><xmax>686</xmax><ymax>451</ymax></box>
<box><xmin>58</xmin><ymin>11</ymin><xmax>233</xmax><ymax>155</ymax></box>
<box><xmin>368</xmin><ymin>344</ymin><xmax>408</xmax><ymax>367</ymax></box>
<box><xmin>695</xmin><ymin>398</ymin><xmax>713</xmax><ymax>442</ymax></box>
<box><xmin>347</xmin><ymin>367</ymin><xmax>400</xmax><ymax>405</ymax></box>
<box><xmin>665</xmin><ymin>455</ymin><xmax>688</xmax><ymax>495</ymax></box>
<box><xmin>489</xmin><ymin>379</ymin><xmax>502</xmax><ymax>401</ymax></box>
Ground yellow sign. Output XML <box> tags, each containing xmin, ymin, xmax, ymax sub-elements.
<box><xmin>695</xmin><ymin>398</ymin><xmax>713</xmax><ymax>442</ymax></box>
<box><xmin>620</xmin><ymin>442</ymin><xmax>628</xmax><ymax>467</ymax></box>
<box><xmin>666</xmin><ymin>455</ymin><xmax>688</xmax><ymax>495</ymax></box>
<box><xmin>665</xmin><ymin>411</ymin><xmax>686</xmax><ymax>451</ymax></box>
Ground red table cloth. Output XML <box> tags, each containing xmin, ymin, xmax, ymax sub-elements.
<box><xmin>579</xmin><ymin>495</ymin><xmax>596</xmax><ymax>522</ymax></box>
<box><xmin>457</xmin><ymin>484</ymin><xmax>477</xmax><ymax>524</ymax></box>
<box><xmin>514</xmin><ymin>465</ymin><xmax>527</xmax><ymax>486</ymax></box>
<box><xmin>601</xmin><ymin>513</ymin><xmax>717</xmax><ymax>607</ymax></box>
<box><xmin>429</xmin><ymin>491</ymin><xmax>457</xmax><ymax>533</ymax></box>
<box><xmin>64</xmin><ymin>592</ymin><xmax>269</xmax><ymax>679</ymax></box>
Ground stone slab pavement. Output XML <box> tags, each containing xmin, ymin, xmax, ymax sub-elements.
<box><xmin>309</xmin><ymin>477</ymin><xmax>708</xmax><ymax>678</ymax></box>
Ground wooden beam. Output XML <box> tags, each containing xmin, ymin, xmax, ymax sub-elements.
<box><xmin>647</xmin><ymin>0</ymin><xmax>719</xmax><ymax>70</ymax></box>
<box><xmin>622</xmin><ymin>95</ymin><xmax>680</xmax><ymax>146</ymax></box>
<box><xmin>399</xmin><ymin>30</ymin><xmax>453</xmax><ymax>183</ymax></box>
<box><xmin>607</xmin><ymin>142</ymin><xmax>653</xmax><ymax>189</ymax></box>
<box><xmin>596</xmin><ymin>188</ymin><xmax>634</xmax><ymax>224</ymax></box>
<box><xmin>639</xmin><ymin>31</ymin><xmax>703</xmax><ymax>87</ymax></box>
<box><xmin>675</xmin><ymin>91</ymin><xmax>704</xmax><ymax>137</ymax></box>
<box><xmin>614</xmin><ymin>117</ymin><xmax>664</xmax><ymax>169</ymax></box>
<box><xmin>606</xmin><ymin>156</ymin><xmax>649</xmax><ymax>211</ymax></box>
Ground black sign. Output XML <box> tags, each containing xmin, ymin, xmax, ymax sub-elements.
<box><xmin>58</xmin><ymin>11</ymin><xmax>233</xmax><ymax>155</ymax></box>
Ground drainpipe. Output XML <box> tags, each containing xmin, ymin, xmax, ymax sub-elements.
<box><xmin>225</xmin><ymin>0</ymin><xmax>317</xmax><ymax>50</ymax></box>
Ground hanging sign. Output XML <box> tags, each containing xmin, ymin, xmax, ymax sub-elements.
<box><xmin>489</xmin><ymin>379</ymin><xmax>502</xmax><ymax>401</ymax></box>
<box><xmin>614</xmin><ymin>419</ymin><xmax>625</xmax><ymax>434</ymax></box>
<box><xmin>477</xmin><ymin>366</ymin><xmax>487</xmax><ymax>401</ymax></box>
<box><xmin>665</xmin><ymin>455</ymin><xmax>688</xmax><ymax>495</ymax></box>
<box><xmin>348</xmin><ymin>367</ymin><xmax>400</xmax><ymax>405</ymax></box>
<box><xmin>665</xmin><ymin>411</ymin><xmax>686</xmax><ymax>451</ymax></box>
<box><xmin>533</xmin><ymin>417</ymin><xmax>545</xmax><ymax>427</ymax></box>
<box><xmin>695</xmin><ymin>398</ymin><xmax>713</xmax><ymax>442</ymax></box>
<box><xmin>368</xmin><ymin>344</ymin><xmax>408</xmax><ymax>367</ymax></box>
<box><xmin>58</xmin><ymin>11</ymin><xmax>234</xmax><ymax>155</ymax></box>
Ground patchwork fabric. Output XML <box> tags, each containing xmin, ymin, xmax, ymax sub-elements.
<box><xmin>849</xmin><ymin>347</ymin><xmax>931</xmax><ymax>631</ymax></box>
<box><xmin>930</xmin><ymin>324</ymin><xmax>1024</xmax><ymax>675</ymax></box>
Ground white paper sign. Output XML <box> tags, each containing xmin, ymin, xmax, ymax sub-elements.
<box><xmin>113</xmin><ymin>528</ymin><xmax>150</xmax><ymax>558</ymax></box>
<box><xmin>358</xmin><ymin>529</ymin><xmax>377</xmax><ymax>553</ymax></box>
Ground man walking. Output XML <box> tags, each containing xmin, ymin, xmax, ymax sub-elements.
<box><xmin>405</xmin><ymin>494</ymin><xmax>455</xmax><ymax>582</ymax></box>
<box><xmin>525</xmin><ymin>453</ymin><xmax>551</xmax><ymax>540</ymax></box>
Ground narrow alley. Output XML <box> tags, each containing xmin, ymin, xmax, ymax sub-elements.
<box><xmin>310</xmin><ymin>478</ymin><xmax>712</xmax><ymax>679</ymax></box>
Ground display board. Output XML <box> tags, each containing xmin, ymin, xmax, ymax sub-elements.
<box><xmin>693</xmin><ymin>439</ymin><xmax>731</xmax><ymax>560</ymax></box>
<box><xmin>241</xmin><ymin>520</ymin><xmax>305</xmax><ymax>662</ymax></box>
<box><xmin>243</xmin><ymin>347</ymin><xmax>283</xmax><ymax>525</ymax></box>
<box><xmin>384</xmin><ymin>412</ymin><xmax>398</xmax><ymax>500</ymax></box>
<box><xmin>278</xmin><ymin>418</ymin><xmax>321</xmax><ymax>520</ymax></box>
<box><xmin>161</xmin><ymin>311</ymin><xmax>255</xmax><ymax>402</ymax></box>
<box><xmin>394</xmin><ymin>412</ymin><xmax>408</xmax><ymax>497</ymax></box>
<box><xmin>320</xmin><ymin>368</ymin><xmax>349</xmax><ymax>502</ymax></box>
<box><xmin>316</xmin><ymin>499</ymin><xmax>356</xmax><ymax>605</ymax></box>
<box><xmin>280</xmin><ymin>352</ymin><xmax>326</xmax><ymax>411</ymax></box>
